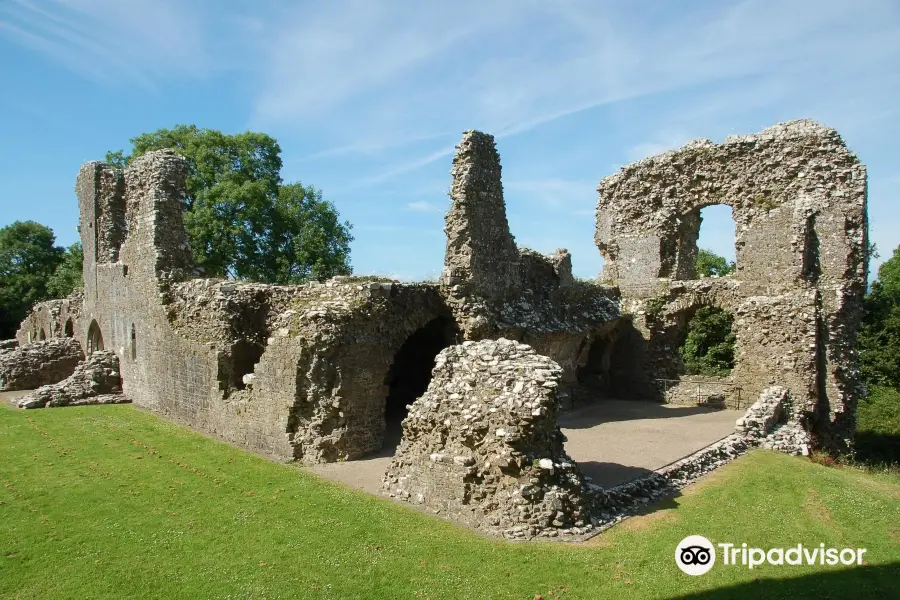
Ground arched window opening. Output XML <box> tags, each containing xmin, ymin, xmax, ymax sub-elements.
<box><xmin>87</xmin><ymin>320</ymin><xmax>104</xmax><ymax>354</ymax></box>
<box><xmin>64</xmin><ymin>319</ymin><xmax>74</xmax><ymax>338</ymax></box>
<box><xmin>38</xmin><ymin>328</ymin><xmax>46</xmax><ymax>341</ymax></box>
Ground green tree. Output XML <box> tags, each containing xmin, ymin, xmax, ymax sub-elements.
<box><xmin>47</xmin><ymin>242</ymin><xmax>83</xmax><ymax>298</ymax></box>
<box><xmin>695</xmin><ymin>248</ymin><xmax>735</xmax><ymax>277</ymax></box>
<box><xmin>106</xmin><ymin>125</ymin><xmax>353</xmax><ymax>283</ymax></box>
<box><xmin>677</xmin><ymin>249</ymin><xmax>737</xmax><ymax>376</ymax></box>
<box><xmin>0</xmin><ymin>221</ymin><xmax>64</xmax><ymax>338</ymax></box>
<box><xmin>859</xmin><ymin>244</ymin><xmax>900</xmax><ymax>390</ymax></box>
<box><xmin>679</xmin><ymin>306</ymin><xmax>736</xmax><ymax>376</ymax></box>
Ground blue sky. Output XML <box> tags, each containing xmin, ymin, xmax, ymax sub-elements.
<box><xmin>1</xmin><ymin>0</ymin><xmax>898</xmax><ymax>281</ymax></box>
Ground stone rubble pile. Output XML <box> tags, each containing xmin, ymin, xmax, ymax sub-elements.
<box><xmin>0</xmin><ymin>338</ymin><xmax>84</xmax><ymax>391</ymax></box>
<box><xmin>383</xmin><ymin>338</ymin><xmax>598</xmax><ymax>540</ymax></box>
<box><xmin>16</xmin><ymin>350</ymin><xmax>128</xmax><ymax>409</ymax></box>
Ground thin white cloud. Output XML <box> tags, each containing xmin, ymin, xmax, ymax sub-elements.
<box><xmin>405</xmin><ymin>200</ymin><xmax>443</xmax><ymax>213</ymax></box>
<box><xmin>0</xmin><ymin>0</ymin><xmax>243</xmax><ymax>88</ymax></box>
<box><xmin>505</xmin><ymin>179</ymin><xmax>596</xmax><ymax>211</ymax></box>
<box><xmin>249</xmin><ymin>0</ymin><xmax>899</xmax><ymax>185</ymax></box>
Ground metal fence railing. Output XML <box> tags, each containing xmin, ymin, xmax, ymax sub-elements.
<box><xmin>655</xmin><ymin>378</ymin><xmax>744</xmax><ymax>409</ymax></box>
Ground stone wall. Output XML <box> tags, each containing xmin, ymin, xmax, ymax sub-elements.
<box><xmin>16</xmin><ymin>350</ymin><xmax>127</xmax><ymax>409</ymax></box>
<box><xmin>0</xmin><ymin>338</ymin><xmax>84</xmax><ymax>391</ymax></box>
<box><xmin>595</xmin><ymin>120</ymin><xmax>868</xmax><ymax>451</ymax></box>
<box><xmin>383</xmin><ymin>339</ymin><xmax>597</xmax><ymax>539</ymax></box>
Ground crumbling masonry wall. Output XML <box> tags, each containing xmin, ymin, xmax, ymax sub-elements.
<box><xmin>596</xmin><ymin>120</ymin><xmax>868</xmax><ymax>450</ymax></box>
<box><xmin>383</xmin><ymin>339</ymin><xmax>597</xmax><ymax>539</ymax></box>
<box><xmin>0</xmin><ymin>338</ymin><xmax>84</xmax><ymax>391</ymax></box>
<box><xmin>439</xmin><ymin>131</ymin><xmax>622</xmax><ymax>401</ymax></box>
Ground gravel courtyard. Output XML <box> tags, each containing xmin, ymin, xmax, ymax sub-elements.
<box><xmin>310</xmin><ymin>399</ymin><xmax>744</xmax><ymax>492</ymax></box>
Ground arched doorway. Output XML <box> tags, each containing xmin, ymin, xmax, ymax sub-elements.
<box><xmin>382</xmin><ymin>315</ymin><xmax>458</xmax><ymax>448</ymax></box>
<box><xmin>64</xmin><ymin>319</ymin><xmax>74</xmax><ymax>337</ymax></box>
<box><xmin>87</xmin><ymin>320</ymin><xmax>104</xmax><ymax>354</ymax></box>
<box><xmin>38</xmin><ymin>328</ymin><xmax>46</xmax><ymax>341</ymax></box>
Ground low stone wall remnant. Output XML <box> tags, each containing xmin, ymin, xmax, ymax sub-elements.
<box><xmin>16</xmin><ymin>350</ymin><xmax>127</xmax><ymax>409</ymax></box>
<box><xmin>0</xmin><ymin>338</ymin><xmax>84</xmax><ymax>391</ymax></box>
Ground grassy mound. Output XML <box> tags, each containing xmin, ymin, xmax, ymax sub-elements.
<box><xmin>0</xmin><ymin>403</ymin><xmax>897</xmax><ymax>599</ymax></box>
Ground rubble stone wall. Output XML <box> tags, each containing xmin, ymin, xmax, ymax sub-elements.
<box><xmin>0</xmin><ymin>338</ymin><xmax>84</xmax><ymax>391</ymax></box>
<box><xmin>383</xmin><ymin>339</ymin><xmax>597</xmax><ymax>539</ymax></box>
<box><xmin>16</xmin><ymin>350</ymin><xmax>127</xmax><ymax>409</ymax></box>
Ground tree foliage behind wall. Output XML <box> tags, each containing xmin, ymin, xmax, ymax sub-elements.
<box><xmin>859</xmin><ymin>244</ymin><xmax>900</xmax><ymax>390</ymax></box>
<box><xmin>0</xmin><ymin>222</ymin><xmax>65</xmax><ymax>338</ymax></box>
<box><xmin>107</xmin><ymin>125</ymin><xmax>354</xmax><ymax>284</ymax></box>
<box><xmin>678</xmin><ymin>248</ymin><xmax>736</xmax><ymax>377</ymax></box>
<box><xmin>679</xmin><ymin>306</ymin><xmax>736</xmax><ymax>376</ymax></box>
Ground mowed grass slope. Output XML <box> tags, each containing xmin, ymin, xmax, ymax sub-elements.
<box><xmin>0</xmin><ymin>403</ymin><xmax>898</xmax><ymax>600</ymax></box>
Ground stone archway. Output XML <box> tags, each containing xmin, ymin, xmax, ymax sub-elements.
<box><xmin>38</xmin><ymin>328</ymin><xmax>46</xmax><ymax>341</ymax></box>
<box><xmin>64</xmin><ymin>319</ymin><xmax>74</xmax><ymax>338</ymax></box>
<box><xmin>87</xmin><ymin>320</ymin><xmax>104</xmax><ymax>354</ymax></box>
<box><xmin>382</xmin><ymin>315</ymin><xmax>458</xmax><ymax>447</ymax></box>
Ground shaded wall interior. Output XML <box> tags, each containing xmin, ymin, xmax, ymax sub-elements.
<box><xmin>384</xmin><ymin>314</ymin><xmax>460</xmax><ymax>427</ymax></box>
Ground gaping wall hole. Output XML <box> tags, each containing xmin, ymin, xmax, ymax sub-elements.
<box><xmin>577</xmin><ymin>334</ymin><xmax>615</xmax><ymax>398</ymax></box>
<box><xmin>87</xmin><ymin>320</ymin><xmax>104</xmax><ymax>354</ymax></box>
<box><xmin>38</xmin><ymin>328</ymin><xmax>46</xmax><ymax>341</ymax></box>
<box><xmin>383</xmin><ymin>316</ymin><xmax>458</xmax><ymax>434</ymax></box>
<box><xmin>677</xmin><ymin>306</ymin><xmax>735</xmax><ymax>376</ymax></box>
<box><xmin>64</xmin><ymin>319</ymin><xmax>74</xmax><ymax>337</ymax></box>
<box><xmin>231</xmin><ymin>341</ymin><xmax>265</xmax><ymax>391</ymax></box>
<box><xmin>694</xmin><ymin>205</ymin><xmax>737</xmax><ymax>278</ymax></box>
<box><xmin>130</xmin><ymin>324</ymin><xmax>137</xmax><ymax>361</ymax></box>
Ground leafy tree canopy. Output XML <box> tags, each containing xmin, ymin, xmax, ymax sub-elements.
<box><xmin>860</xmin><ymin>244</ymin><xmax>900</xmax><ymax>390</ymax></box>
<box><xmin>47</xmin><ymin>242</ymin><xmax>83</xmax><ymax>299</ymax></box>
<box><xmin>0</xmin><ymin>221</ymin><xmax>64</xmax><ymax>338</ymax></box>
<box><xmin>695</xmin><ymin>248</ymin><xmax>735</xmax><ymax>277</ymax></box>
<box><xmin>106</xmin><ymin>125</ymin><xmax>353</xmax><ymax>283</ymax></box>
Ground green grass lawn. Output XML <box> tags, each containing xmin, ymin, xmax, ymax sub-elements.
<box><xmin>0</xmin><ymin>403</ymin><xmax>898</xmax><ymax>600</ymax></box>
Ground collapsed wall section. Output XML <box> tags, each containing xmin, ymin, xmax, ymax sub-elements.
<box><xmin>0</xmin><ymin>338</ymin><xmax>84</xmax><ymax>391</ymax></box>
<box><xmin>16</xmin><ymin>350</ymin><xmax>127</xmax><ymax>409</ymax></box>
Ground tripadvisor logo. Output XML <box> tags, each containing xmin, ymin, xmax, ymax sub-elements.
<box><xmin>675</xmin><ymin>535</ymin><xmax>868</xmax><ymax>575</ymax></box>
<box><xmin>675</xmin><ymin>535</ymin><xmax>716</xmax><ymax>575</ymax></box>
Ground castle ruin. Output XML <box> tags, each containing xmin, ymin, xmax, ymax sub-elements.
<box><xmin>6</xmin><ymin>120</ymin><xmax>869</xmax><ymax>537</ymax></box>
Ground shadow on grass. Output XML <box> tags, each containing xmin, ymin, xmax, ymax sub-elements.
<box><xmin>669</xmin><ymin>562</ymin><xmax>900</xmax><ymax>600</ymax></box>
